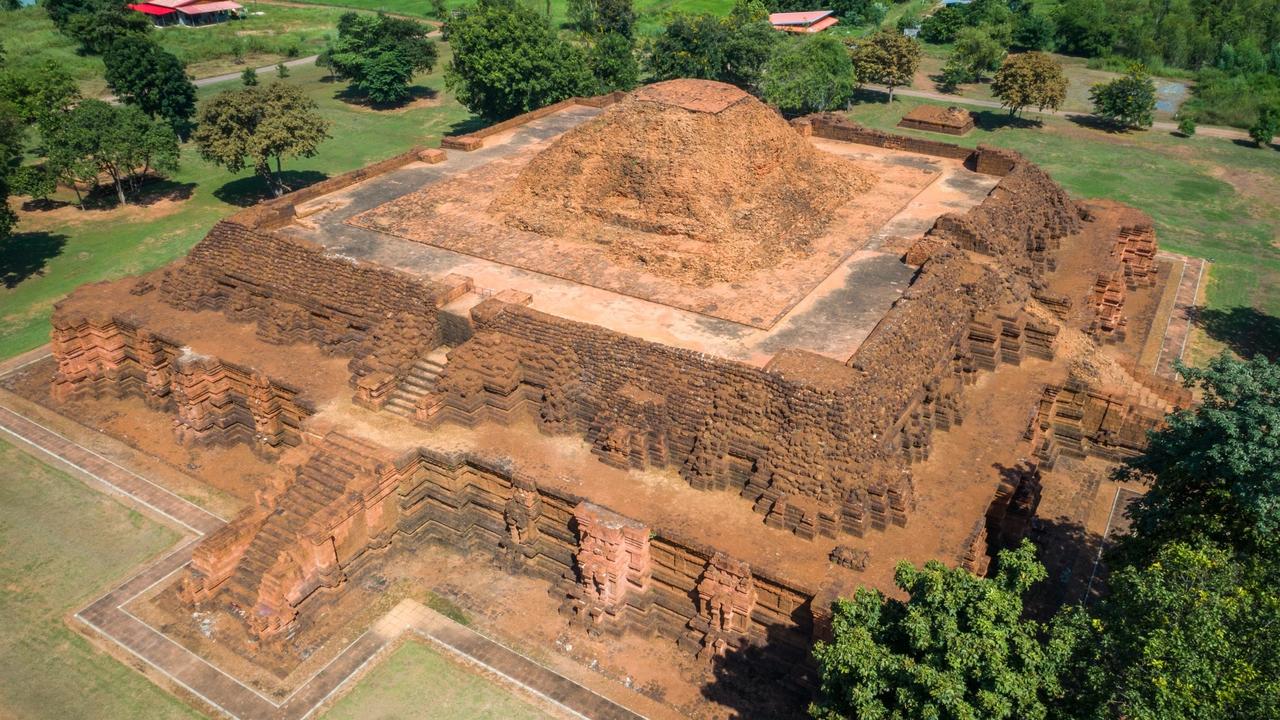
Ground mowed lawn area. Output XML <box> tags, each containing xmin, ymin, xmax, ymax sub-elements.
<box><xmin>321</xmin><ymin>640</ymin><xmax>554</xmax><ymax>720</ymax></box>
<box><xmin>0</xmin><ymin>5</ymin><xmax>356</xmax><ymax>98</ymax></box>
<box><xmin>0</xmin><ymin>438</ymin><xmax>195</xmax><ymax>720</ymax></box>
<box><xmin>1</xmin><ymin>57</ymin><xmax>473</xmax><ymax>360</ymax></box>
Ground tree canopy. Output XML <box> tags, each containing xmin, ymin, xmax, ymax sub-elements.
<box><xmin>645</xmin><ymin>1</ymin><xmax>778</xmax><ymax>88</ymax></box>
<box><xmin>812</xmin><ymin>541</ymin><xmax>1071</xmax><ymax>720</ymax></box>
<box><xmin>1056</xmin><ymin>541</ymin><xmax>1280</xmax><ymax>720</ymax></box>
<box><xmin>192</xmin><ymin>82</ymin><xmax>331</xmax><ymax>197</ymax></box>
<box><xmin>847</xmin><ymin>30</ymin><xmax>921</xmax><ymax>103</ymax></box>
<box><xmin>445</xmin><ymin>0</ymin><xmax>593</xmax><ymax>120</ymax></box>
<box><xmin>328</xmin><ymin>12</ymin><xmax>438</xmax><ymax>106</ymax></box>
<box><xmin>103</xmin><ymin>34</ymin><xmax>198</xmax><ymax>139</ymax></box>
<box><xmin>1118</xmin><ymin>354</ymin><xmax>1280</xmax><ymax>565</ymax></box>
<box><xmin>760</xmin><ymin>36</ymin><xmax>857</xmax><ymax>116</ymax></box>
<box><xmin>992</xmin><ymin>51</ymin><xmax>1068</xmax><ymax>115</ymax></box>
<box><xmin>1089</xmin><ymin>65</ymin><xmax>1157</xmax><ymax>129</ymax></box>
<box><xmin>1251</xmin><ymin>104</ymin><xmax>1279</xmax><ymax>146</ymax></box>
<box><xmin>44</xmin><ymin>99</ymin><xmax>179</xmax><ymax>207</ymax></box>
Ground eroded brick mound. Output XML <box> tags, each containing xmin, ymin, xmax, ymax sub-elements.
<box><xmin>491</xmin><ymin>79</ymin><xmax>876</xmax><ymax>285</ymax></box>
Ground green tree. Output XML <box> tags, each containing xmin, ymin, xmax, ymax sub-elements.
<box><xmin>59</xmin><ymin>0</ymin><xmax>152</xmax><ymax>55</ymax></box>
<box><xmin>1250</xmin><ymin>104</ymin><xmax>1279</xmax><ymax>147</ymax></box>
<box><xmin>760</xmin><ymin>36</ymin><xmax>857</xmax><ymax>116</ymax></box>
<box><xmin>276</xmin><ymin>63</ymin><xmax>290</xmax><ymax>79</ymax></box>
<box><xmin>847</xmin><ymin>29</ymin><xmax>922</xmax><ymax>103</ymax></box>
<box><xmin>1056</xmin><ymin>542</ymin><xmax>1280</xmax><ymax>720</ymax></box>
<box><xmin>329</xmin><ymin>13</ymin><xmax>438</xmax><ymax>107</ymax></box>
<box><xmin>950</xmin><ymin>27</ymin><xmax>1006</xmax><ymax>83</ymax></box>
<box><xmin>0</xmin><ymin>101</ymin><xmax>21</xmax><ymax>242</ymax></box>
<box><xmin>918</xmin><ymin>5</ymin><xmax>965</xmax><ymax>43</ymax></box>
<box><xmin>192</xmin><ymin>82</ymin><xmax>331</xmax><ymax>198</ymax></box>
<box><xmin>445</xmin><ymin>0</ymin><xmax>593</xmax><ymax>120</ymax></box>
<box><xmin>570</xmin><ymin>0</ymin><xmax>634</xmax><ymax>37</ymax></box>
<box><xmin>0</xmin><ymin>60</ymin><xmax>80</xmax><ymax>125</ymax></box>
<box><xmin>9</xmin><ymin>165</ymin><xmax>57</xmax><ymax>203</ymax></box>
<box><xmin>1177</xmin><ymin>116</ymin><xmax>1196</xmax><ymax>136</ymax></box>
<box><xmin>645</xmin><ymin>3</ymin><xmax>777</xmax><ymax>88</ymax></box>
<box><xmin>813</xmin><ymin>541</ymin><xmax>1071</xmax><ymax>720</ymax></box>
<box><xmin>103</xmin><ymin>35</ymin><xmax>198</xmax><ymax>139</ymax></box>
<box><xmin>1052</xmin><ymin>0</ymin><xmax>1115</xmax><ymax>57</ymax></box>
<box><xmin>44</xmin><ymin>100</ymin><xmax>179</xmax><ymax>207</ymax></box>
<box><xmin>1116</xmin><ymin>354</ymin><xmax>1280</xmax><ymax>565</ymax></box>
<box><xmin>1012</xmin><ymin>8</ymin><xmax>1055</xmax><ymax>51</ymax></box>
<box><xmin>1089</xmin><ymin>65</ymin><xmax>1157</xmax><ymax>129</ymax></box>
<box><xmin>588</xmin><ymin>32</ymin><xmax>639</xmax><ymax>93</ymax></box>
<box><xmin>992</xmin><ymin>51</ymin><xmax>1068</xmax><ymax>115</ymax></box>
<box><xmin>430</xmin><ymin>0</ymin><xmax>447</xmax><ymax>19</ymax></box>
<box><xmin>646</xmin><ymin>13</ymin><xmax>728</xmax><ymax>81</ymax></box>
<box><xmin>242</xmin><ymin>67</ymin><xmax>259</xmax><ymax>86</ymax></box>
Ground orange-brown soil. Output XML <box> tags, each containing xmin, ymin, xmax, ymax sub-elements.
<box><xmin>490</xmin><ymin>80</ymin><xmax>876</xmax><ymax>286</ymax></box>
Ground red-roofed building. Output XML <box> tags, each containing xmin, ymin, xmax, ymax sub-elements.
<box><xmin>130</xmin><ymin>0</ymin><xmax>242</xmax><ymax>25</ymax></box>
<box><xmin>769</xmin><ymin>10</ymin><xmax>839</xmax><ymax>33</ymax></box>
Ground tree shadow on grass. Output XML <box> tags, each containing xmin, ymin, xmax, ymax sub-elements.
<box><xmin>72</xmin><ymin>177</ymin><xmax>196</xmax><ymax>211</ymax></box>
<box><xmin>1</xmin><ymin>231</ymin><xmax>69</xmax><ymax>288</ymax></box>
<box><xmin>1191</xmin><ymin>305</ymin><xmax>1280</xmax><ymax>362</ymax></box>
<box><xmin>333</xmin><ymin>85</ymin><xmax>439</xmax><ymax>110</ymax></box>
<box><xmin>445</xmin><ymin>115</ymin><xmax>492</xmax><ymax>136</ymax></box>
<box><xmin>972</xmin><ymin>109</ymin><xmax>1043</xmax><ymax>131</ymax></box>
<box><xmin>1065</xmin><ymin>113</ymin><xmax>1134</xmax><ymax>134</ymax></box>
<box><xmin>212</xmin><ymin>170</ymin><xmax>329</xmax><ymax>207</ymax></box>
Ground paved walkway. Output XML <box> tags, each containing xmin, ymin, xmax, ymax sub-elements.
<box><xmin>1153</xmin><ymin>253</ymin><xmax>1207</xmax><ymax>377</ymax></box>
<box><xmin>0</xmin><ymin>369</ymin><xmax>649</xmax><ymax>720</ymax></box>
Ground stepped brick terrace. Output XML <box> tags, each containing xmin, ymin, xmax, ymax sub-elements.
<box><xmin>12</xmin><ymin>80</ymin><xmax>1202</xmax><ymax>718</ymax></box>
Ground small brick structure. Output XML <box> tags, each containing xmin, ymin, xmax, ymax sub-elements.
<box><xmin>898</xmin><ymin>105</ymin><xmax>976</xmax><ymax>136</ymax></box>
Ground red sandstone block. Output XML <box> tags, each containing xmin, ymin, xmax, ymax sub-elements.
<box><xmin>418</xmin><ymin>148</ymin><xmax>447</xmax><ymax>164</ymax></box>
<box><xmin>441</xmin><ymin>135</ymin><xmax>484</xmax><ymax>152</ymax></box>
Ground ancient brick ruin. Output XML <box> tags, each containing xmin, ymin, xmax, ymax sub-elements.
<box><xmin>40</xmin><ymin>81</ymin><xmax>1185</xmax><ymax>705</ymax></box>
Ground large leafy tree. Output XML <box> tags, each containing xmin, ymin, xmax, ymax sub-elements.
<box><xmin>568</xmin><ymin>0</ymin><xmax>635</xmax><ymax>37</ymax></box>
<box><xmin>328</xmin><ymin>12</ymin><xmax>438</xmax><ymax>106</ymax></box>
<box><xmin>445</xmin><ymin>0</ymin><xmax>593</xmax><ymax>120</ymax></box>
<box><xmin>103</xmin><ymin>35</ymin><xmax>198</xmax><ymax>139</ymax></box>
<box><xmin>646</xmin><ymin>0</ymin><xmax>777</xmax><ymax>88</ymax></box>
<box><xmin>1117</xmin><ymin>353</ymin><xmax>1280</xmax><ymax>565</ymax></box>
<box><xmin>1089</xmin><ymin>64</ymin><xmax>1157</xmax><ymax>129</ymax></box>
<box><xmin>193</xmin><ymin>82</ymin><xmax>331</xmax><ymax>197</ymax></box>
<box><xmin>0</xmin><ymin>60</ymin><xmax>80</xmax><ymax>125</ymax></box>
<box><xmin>44</xmin><ymin>99</ymin><xmax>179</xmax><ymax>207</ymax></box>
<box><xmin>588</xmin><ymin>32</ymin><xmax>639</xmax><ymax>93</ymax></box>
<box><xmin>1056</xmin><ymin>542</ymin><xmax>1280</xmax><ymax>720</ymax></box>
<box><xmin>812</xmin><ymin>541</ymin><xmax>1072</xmax><ymax>720</ymax></box>
<box><xmin>0</xmin><ymin>100</ymin><xmax>21</xmax><ymax>242</ymax></box>
<box><xmin>992</xmin><ymin>51</ymin><xmax>1068</xmax><ymax>115</ymax></box>
<box><xmin>49</xmin><ymin>0</ymin><xmax>152</xmax><ymax>55</ymax></box>
<box><xmin>760</xmin><ymin>36</ymin><xmax>857</xmax><ymax>116</ymax></box>
<box><xmin>847</xmin><ymin>29</ymin><xmax>921</xmax><ymax>103</ymax></box>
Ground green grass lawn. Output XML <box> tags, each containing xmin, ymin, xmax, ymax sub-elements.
<box><xmin>0</xmin><ymin>57</ymin><xmax>473</xmax><ymax>360</ymax></box>
<box><xmin>0</xmin><ymin>437</ymin><xmax>196</xmax><ymax>720</ymax></box>
<box><xmin>321</xmin><ymin>640</ymin><xmax>552</xmax><ymax>720</ymax></box>
<box><xmin>846</xmin><ymin>95</ymin><xmax>1280</xmax><ymax>360</ymax></box>
<box><xmin>0</xmin><ymin>5</ymin><xmax>355</xmax><ymax>97</ymax></box>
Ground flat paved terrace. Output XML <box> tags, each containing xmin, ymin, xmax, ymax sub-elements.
<box><xmin>281</xmin><ymin>106</ymin><xmax>998</xmax><ymax>367</ymax></box>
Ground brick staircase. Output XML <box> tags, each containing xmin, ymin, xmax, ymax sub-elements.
<box><xmin>223</xmin><ymin>435</ymin><xmax>387</xmax><ymax>616</ymax></box>
<box><xmin>385</xmin><ymin>346</ymin><xmax>451</xmax><ymax>417</ymax></box>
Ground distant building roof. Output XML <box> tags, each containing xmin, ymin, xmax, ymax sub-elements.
<box><xmin>769</xmin><ymin>10</ymin><xmax>833</xmax><ymax>25</ymax></box>
<box><xmin>128</xmin><ymin>3</ymin><xmax>176</xmax><ymax>14</ymax></box>
<box><xmin>175</xmin><ymin>1</ymin><xmax>242</xmax><ymax>13</ymax></box>
<box><xmin>146</xmin><ymin>0</ymin><xmax>200</xmax><ymax>8</ymax></box>
<box><xmin>769</xmin><ymin>10</ymin><xmax>838</xmax><ymax>32</ymax></box>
